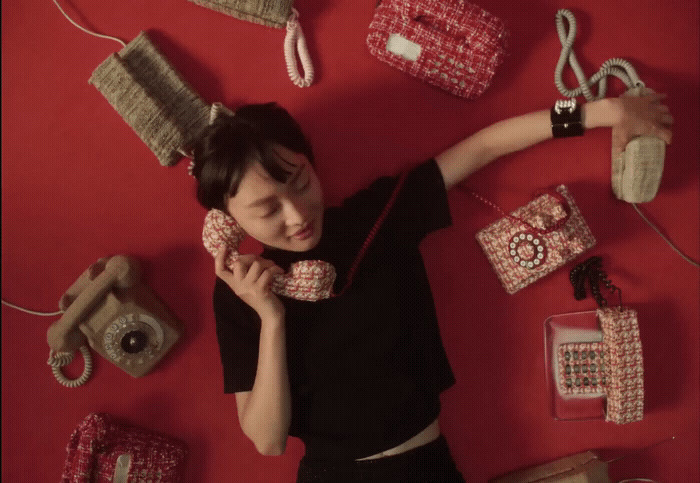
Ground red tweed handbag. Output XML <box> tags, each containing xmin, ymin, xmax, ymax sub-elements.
<box><xmin>61</xmin><ymin>413</ymin><xmax>188</xmax><ymax>482</ymax></box>
<box><xmin>366</xmin><ymin>0</ymin><xmax>507</xmax><ymax>99</ymax></box>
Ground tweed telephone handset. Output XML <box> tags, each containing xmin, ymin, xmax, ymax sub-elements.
<box><xmin>554</xmin><ymin>9</ymin><xmax>665</xmax><ymax>203</ymax></box>
<box><xmin>202</xmin><ymin>172</ymin><xmax>410</xmax><ymax>301</ymax></box>
<box><xmin>46</xmin><ymin>256</ymin><xmax>183</xmax><ymax>386</ymax></box>
<box><xmin>202</xmin><ymin>210</ymin><xmax>337</xmax><ymax>301</ymax></box>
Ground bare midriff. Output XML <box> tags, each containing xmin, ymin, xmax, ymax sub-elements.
<box><xmin>355</xmin><ymin>418</ymin><xmax>440</xmax><ymax>461</ymax></box>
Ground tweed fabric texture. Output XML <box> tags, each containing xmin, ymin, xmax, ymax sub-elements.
<box><xmin>89</xmin><ymin>32</ymin><xmax>211</xmax><ymax>166</ymax></box>
<box><xmin>366</xmin><ymin>0</ymin><xmax>507</xmax><ymax>99</ymax></box>
<box><xmin>61</xmin><ymin>413</ymin><xmax>188</xmax><ymax>482</ymax></box>
<box><xmin>187</xmin><ymin>0</ymin><xmax>293</xmax><ymax>28</ymax></box>
<box><xmin>202</xmin><ymin>209</ymin><xmax>337</xmax><ymax>301</ymax></box>
<box><xmin>611</xmin><ymin>86</ymin><xmax>665</xmax><ymax>203</ymax></box>
<box><xmin>598</xmin><ymin>307</ymin><xmax>644</xmax><ymax>424</ymax></box>
<box><xmin>475</xmin><ymin>186</ymin><xmax>596</xmax><ymax>294</ymax></box>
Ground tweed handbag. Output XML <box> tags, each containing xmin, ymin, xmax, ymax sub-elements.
<box><xmin>187</xmin><ymin>0</ymin><xmax>314</xmax><ymax>87</ymax></box>
<box><xmin>366</xmin><ymin>0</ymin><xmax>507</xmax><ymax>99</ymax></box>
<box><xmin>89</xmin><ymin>32</ymin><xmax>211</xmax><ymax>167</ymax></box>
<box><xmin>61</xmin><ymin>413</ymin><xmax>188</xmax><ymax>482</ymax></box>
<box><xmin>474</xmin><ymin>186</ymin><xmax>596</xmax><ymax>294</ymax></box>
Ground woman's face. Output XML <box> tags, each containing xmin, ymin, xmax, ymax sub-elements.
<box><xmin>226</xmin><ymin>145</ymin><xmax>324</xmax><ymax>252</ymax></box>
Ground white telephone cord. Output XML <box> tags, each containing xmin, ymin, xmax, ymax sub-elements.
<box><xmin>52</xmin><ymin>0</ymin><xmax>125</xmax><ymax>48</ymax></box>
<box><xmin>1</xmin><ymin>299</ymin><xmax>93</xmax><ymax>387</ymax></box>
<box><xmin>284</xmin><ymin>9</ymin><xmax>314</xmax><ymax>87</ymax></box>
<box><xmin>554</xmin><ymin>9</ymin><xmax>644</xmax><ymax>100</ymax></box>
<box><xmin>554</xmin><ymin>9</ymin><xmax>699</xmax><ymax>269</ymax></box>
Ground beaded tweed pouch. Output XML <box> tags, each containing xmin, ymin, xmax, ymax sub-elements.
<box><xmin>61</xmin><ymin>413</ymin><xmax>188</xmax><ymax>482</ymax></box>
<box><xmin>475</xmin><ymin>185</ymin><xmax>596</xmax><ymax>294</ymax></box>
<box><xmin>89</xmin><ymin>32</ymin><xmax>211</xmax><ymax>167</ymax></box>
<box><xmin>366</xmin><ymin>0</ymin><xmax>507</xmax><ymax>99</ymax></box>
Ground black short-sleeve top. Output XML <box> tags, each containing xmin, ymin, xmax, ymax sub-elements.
<box><xmin>213</xmin><ymin>159</ymin><xmax>455</xmax><ymax>460</ymax></box>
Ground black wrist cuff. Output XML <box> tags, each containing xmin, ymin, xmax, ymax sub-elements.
<box><xmin>551</xmin><ymin>100</ymin><xmax>584</xmax><ymax>137</ymax></box>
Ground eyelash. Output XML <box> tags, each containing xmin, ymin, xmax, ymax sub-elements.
<box><xmin>259</xmin><ymin>175</ymin><xmax>310</xmax><ymax>217</ymax></box>
<box><xmin>261</xmin><ymin>205</ymin><xmax>281</xmax><ymax>218</ymax></box>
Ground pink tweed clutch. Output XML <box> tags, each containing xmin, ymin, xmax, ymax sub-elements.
<box><xmin>61</xmin><ymin>413</ymin><xmax>188</xmax><ymax>482</ymax></box>
<box><xmin>366</xmin><ymin>0</ymin><xmax>507</xmax><ymax>99</ymax></box>
<box><xmin>475</xmin><ymin>185</ymin><xmax>596</xmax><ymax>294</ymax></box>
<box><xmin>202</xmin><ymin>209</ymin><xmax>336</xmax><ymax>302</ymax></box>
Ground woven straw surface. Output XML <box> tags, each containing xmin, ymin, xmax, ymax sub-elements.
<box><xmin>187</xmin><ymin>0</ymin><xmax>293</xmax><ymax>28</ymax></box>
<box><xmin>89</xmin><ymin>32</ymin><xmax>211</xmax><ymax>166</ymax></box>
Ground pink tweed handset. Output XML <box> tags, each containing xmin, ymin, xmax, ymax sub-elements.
<box><xmin>202</xmin><ymin>209</ymin><xmax>336</xmax><ymax>301</ymax></box>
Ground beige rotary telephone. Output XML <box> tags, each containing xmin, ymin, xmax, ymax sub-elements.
<box><xmin>46</xmin><ymin>255</ymin><xmax>183</xmax><ymax>385</ymax></box>
<box><xmin>554</xmin><ymin>9</ymin><xmax>665</xmax><ymax>203</ymax></box>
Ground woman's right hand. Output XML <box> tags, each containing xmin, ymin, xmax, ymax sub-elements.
<box><xmin>215</xmin><ymin>249</ymin><xmax>286</xmax><ymax>321</ymax></box>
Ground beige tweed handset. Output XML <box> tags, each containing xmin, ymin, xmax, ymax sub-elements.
<box><xmin>554</xmin><ymin>9</ymin><xmax>665</xmax><ymax>203</ymax></box>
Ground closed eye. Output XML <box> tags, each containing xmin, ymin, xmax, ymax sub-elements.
<box><xmin>260</xmin><ymin>203</ymin><xmax>282</xmax><ymax>218</ymax></box>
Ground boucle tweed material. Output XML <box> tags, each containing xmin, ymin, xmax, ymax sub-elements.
<box><xmin>187</xmin><ymin>0</ymin><xmax>293</xmax><ymax>28</ymax></box>
<box><xmin>89</xmin><ymin>32</ymin><xmax>211</xmax><ymax>166</ymax></box>
<box><xmin>475</xmin><ymin>185</ymin><xmax>596</xmax><ymax>294</ymax></box>
<box><xmin>598</xmin><ymin>307</ymin><xmax>644</xmax><ymax>423</ymax></box>
<box><xmin>366</xmin><ymin>0</ymin><xmax>507</xmax><ymax>99</ymax></box>
<box><xmin>61</xmin><ymin>413</ymin><xmax>188</xmax><ymax>482</ymax></box>
<box><xmin>202</xmin><ymin>209</ymin><xmax>336</xmax><ymax>302</ymax></box>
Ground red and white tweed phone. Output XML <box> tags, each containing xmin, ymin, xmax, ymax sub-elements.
<box><xmin>475</xmin><ymin>185</ymin><xmax>596</xmax><ymax>294</ymax></box>
<box><xmin>547</xmin><ymin>308</ymin><xmax>644</xmax><ymax>424</ymax></box>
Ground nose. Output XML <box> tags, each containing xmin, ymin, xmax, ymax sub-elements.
<box><xmin>283</xmin><ymin>197</ymin><xmax>309</xmax><ymax>227</ymax></box>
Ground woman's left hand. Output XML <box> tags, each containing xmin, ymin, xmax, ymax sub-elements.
<box><xmin>610</xmin><ymin>91</ymin><xmax>673</xmax><ymax>161</ymax></box>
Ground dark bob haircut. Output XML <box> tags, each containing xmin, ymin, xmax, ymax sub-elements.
<box><xmin>191</xmin><ymin>102</ymin><xmax>314</xmax><ymax>211</ymax></box>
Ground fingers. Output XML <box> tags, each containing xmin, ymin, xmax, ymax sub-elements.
<box><xmin>656</xmin><ymin>126</ymin><xmax>673</xmax><ymax>145</ymax></box>
<box><xmin>649</xmin><ymin>91</ymin><xmax>667</xmax><ymax>102</ymax></box>
<box><xmin>214</xmin><ymin>248</ymin><xmax>229</xmax><ymax>277</ymax></box>
<box><xmin>216</xmin><ymin>250</ymin><xmax>283</xmax><ymax>291</ymax></box>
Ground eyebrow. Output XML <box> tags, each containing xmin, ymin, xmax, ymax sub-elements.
<box><xmin>244</xmin><ymin>163</ymin><xmax>306</xmax><ymax>209</ymax></box>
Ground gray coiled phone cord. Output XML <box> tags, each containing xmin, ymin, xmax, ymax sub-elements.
<box><xmin>554</xmin><ymin>8</ymin><xmax>644</xmax><ymax>98</ymax></box>
<box><xmin>554</xmin><ymin>9</ymin><xmax>699</xmax><ymax>269</ymax></box>
<box><xmin>1</xmin><ymin>300</ymin><xmax>93</xmax><ymax>387</ymax></box>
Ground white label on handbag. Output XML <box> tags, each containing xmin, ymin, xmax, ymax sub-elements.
<box><xmin>113</xmin><ymin>453</ymin><xmax>131</xmax><ymax>483</ymax></box>
<box><xmin>386</xmin><ymin>34</ymin><xmax>422</xmax><ymax>61</ymax></box>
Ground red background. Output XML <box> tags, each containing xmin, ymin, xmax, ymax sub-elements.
<box><xmin>2</xmin><ymin>1</ymin><xmax>698</xmax><ymax>481</ymax></box>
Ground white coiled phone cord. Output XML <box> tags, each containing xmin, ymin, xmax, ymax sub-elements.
<box><xmin>284</xmin><ymin>8</ymin><xmax>314</xmax><ymax>87</ymax></box>
<box><xmin>1</xmin><ymin>300</ymin><xmax>93</xmax><ymax>387</ymax></box>
<box><xmin>554</xmin><ymin>9</ymin><xmax>644</xmax><ymax>100</ymax></box>
<box><xmin>555</xmin><ymin>9</ymin><xmax>699</xmax><ymax>268</ymax></box>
